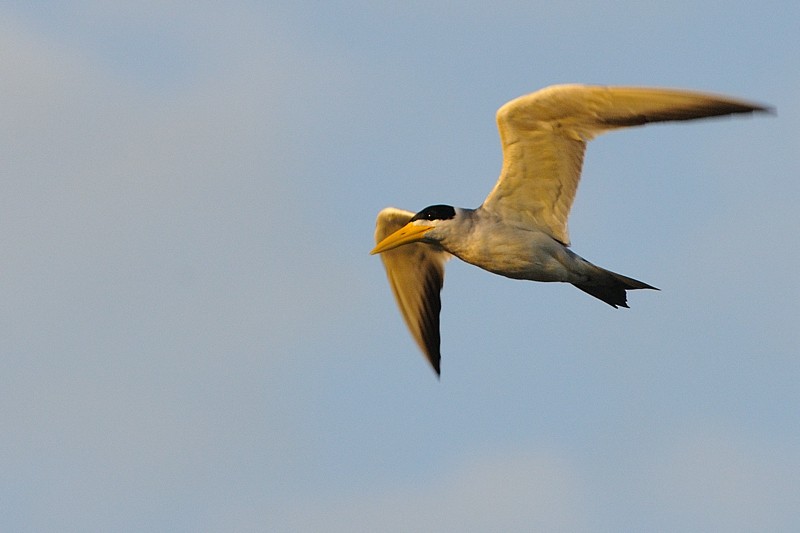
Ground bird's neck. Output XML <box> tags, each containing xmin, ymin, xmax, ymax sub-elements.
<box><xmin>434</xmin><ymin>207</ymin><xmax>485</xmax><ymax>257</ymax></box>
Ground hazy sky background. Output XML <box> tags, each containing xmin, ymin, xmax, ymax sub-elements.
<box><xmin>1</xmin><ymin>2</ymin><xmax>798</xmax><ymax>531</ymax></box>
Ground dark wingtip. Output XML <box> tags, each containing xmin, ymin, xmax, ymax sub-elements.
<box><xmin>753</xmin><ymin>103</ymin><xmax>776</xmax><ymax>115</ymax></box>
<box><xmin>430</xmin><ymin>357</ymin><xmax>441</xmax><ymax>378</ymax></box>
<box><xmin>601</xmin><ymin>98</ymin><xmax>775</xmax><ymax>127</ymax></box>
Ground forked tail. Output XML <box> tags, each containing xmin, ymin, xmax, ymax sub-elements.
<box><xmin>573</xmin><ymin>268</ymin><xmax>658</xmax><ymax>308</ymax></box>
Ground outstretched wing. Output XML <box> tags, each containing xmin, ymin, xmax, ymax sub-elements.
<box><xmin>481</xmin><ymin>84</ymin><xmax>771</xmax><ymax>245</ymax></box>
<box><xmin>374</xmin><ymin>207</ymin><xmax>451</xmax><ymax>375</ymax></box>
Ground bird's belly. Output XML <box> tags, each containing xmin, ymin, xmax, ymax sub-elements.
<box><xmin>474</xmin><ymin>252</ymin><xmax>572</xmax><ymax>282</ymax></box>
<box><xmin>451</xmin><ymin>230</ymin><xmax>583</xmax><ymax>283</ymax></box>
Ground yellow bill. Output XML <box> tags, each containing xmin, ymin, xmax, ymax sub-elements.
<box><xmin>370</xmin><ymin>223</ymin><xmax>433</xmax><ymax>254</ymax></box>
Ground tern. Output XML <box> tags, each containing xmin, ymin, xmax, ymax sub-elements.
<box><xmin>371</xmin><ymin>84</ymin><xmax>770</xmax><ymax>375</ymax></box>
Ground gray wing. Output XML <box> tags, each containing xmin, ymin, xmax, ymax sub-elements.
<box><xmin>375</xmin><ymin>207</ymin><xmax>451</xmax><ymax>375</ymax></box>
<box><xmin>481</xmin><ymin>84</ymin><xmax>771</xmax><ymax>245</ymax></box>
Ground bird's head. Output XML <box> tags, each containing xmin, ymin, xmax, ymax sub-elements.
<box><xmin>370</xmin><ymin>204</ymin><xmax>457</xmax><ymax>254</ymax></box>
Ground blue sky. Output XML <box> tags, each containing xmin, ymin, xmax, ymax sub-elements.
<box><xmin>1</xmin><ymin>1</ymin><xmax>798</xmax><ymax>531</ymax></box>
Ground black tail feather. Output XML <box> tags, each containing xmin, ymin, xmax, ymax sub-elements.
<box><xmin>573</xmin><ymin>270</ymin><xmax>658</xmax><ymax>308</ymax></box>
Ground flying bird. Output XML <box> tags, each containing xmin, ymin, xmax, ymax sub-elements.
<box><xmin>371</xmin><ymin>84</ymin><xmax>770</xmax><ymax>375</ymax></box>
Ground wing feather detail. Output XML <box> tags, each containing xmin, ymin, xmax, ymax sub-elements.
<box><xmin>481</xmin><ymin>84</ymin><xmax>771</xmax><ymax>245</ymax></box>
<box><xmin>375</xmin><ymin>207</ymin><xmax>451</xmax><ymax>375</ymax></box>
